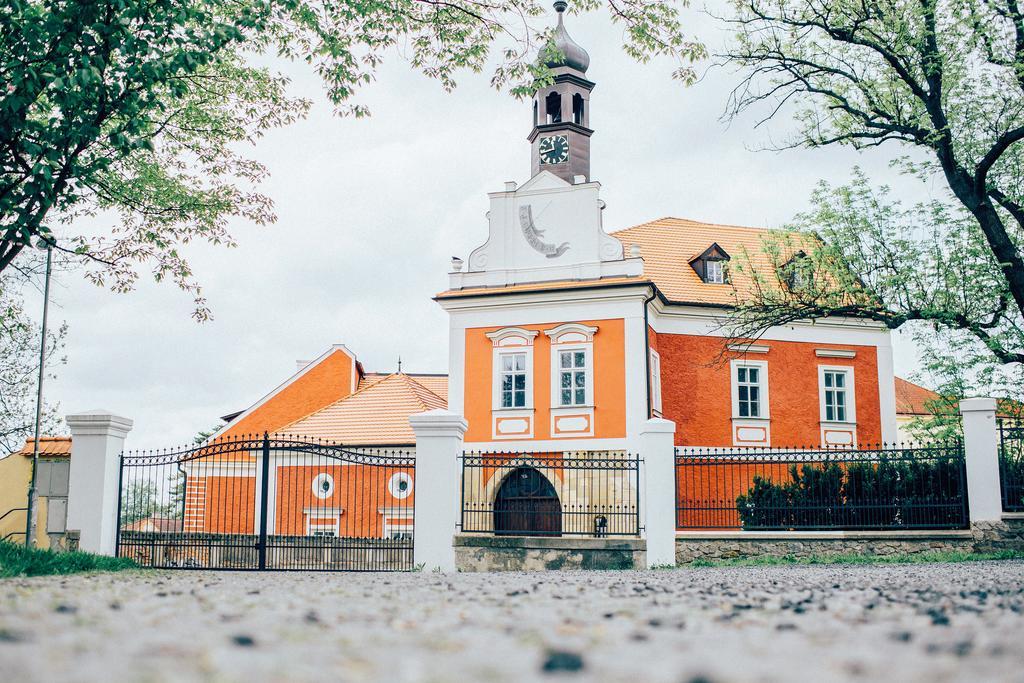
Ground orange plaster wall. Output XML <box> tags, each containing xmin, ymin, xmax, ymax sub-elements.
<box><xmin>464</xmin><ymin>319</ymin><xmax>627</xmax><ymax>442</ymax></box>
<box><xmin>273</xmin><ymin>464</ymin><xmax>414</xmax><ymax>537</ymax></box>
<box><xmin>657</xmin><ymin>334</ymin><xmax>882</xmax><ymax>447</ymax></box>
<box><xmin>221</xmin><ymin>349</ymin><xmax>356</xmax><ymax>438</ymax></box>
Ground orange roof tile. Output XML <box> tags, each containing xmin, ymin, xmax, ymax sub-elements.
<box><xmin>612</xmin><ymin>217</ymin><xmax>794</xmax><ymax>306</ymax></box>
<box><xmin>279</xmin><ymin>373</ymin><xmax>448</xmax><ymax>445</ymax></box>
<box><xmin>895</xmin><ymin>377</ymin><xmax>939</xmax><ymax>416</ymax></box>
<box><xmin>16</xmin><ymin>436</ymin><xmax>72</xmax><ymax>457</ymax></box>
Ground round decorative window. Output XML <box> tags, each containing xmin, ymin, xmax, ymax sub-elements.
<box><xmin>388</xmin><ymin>472</ymin><xmax>413</xmax><ymax>499</ymax></box>
<box><xmin>312</xmin><ymin>473</ymin><xmax>334</xmax><ymax>499</ymax></box>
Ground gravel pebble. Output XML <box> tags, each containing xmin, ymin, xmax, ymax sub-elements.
<box><xmin>1</xmin><ymin>561</ymin><xmax>1022</xmax><ymax>682</ymax></box>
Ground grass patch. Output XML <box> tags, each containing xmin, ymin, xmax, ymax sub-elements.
<box><xmin>682</xmin><ymin>549</ymin><xmax>1024</xmax><ymax>568</ymax></box>
<box><xmin>0</xmin><ymin>540</ymin><xmax>137</xmax><ymax>578</ymax></box>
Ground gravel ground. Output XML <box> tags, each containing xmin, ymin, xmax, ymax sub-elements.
<box><xmin>1</xmin><ymin>562</ymin><xmax>1023</xmax><ymax>683</ymax></box>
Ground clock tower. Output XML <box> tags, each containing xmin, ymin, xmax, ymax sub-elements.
<box><xmin>529</xmin><ymin>2</ymin><xmax>594</xmax><ymax>183</ymax></box>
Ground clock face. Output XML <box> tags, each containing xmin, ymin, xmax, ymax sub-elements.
<box><xmin>538</xmin><ymin>135</ymin><xmax>569</xmax><ymax>165</ymax></box>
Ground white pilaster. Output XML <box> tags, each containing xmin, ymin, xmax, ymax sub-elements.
<box><xmin>960</xmin><ymin>398</ymin><xmax>1002</xmax><ymax>522</ymax></box>
<box><xmin>640</xmin><ymin>417</ymin><xmax>677</xmax><ymax>568</ymax></box>
<box><xmin>66</xmin><ymin>410</ymin><xmax>133</xmax><ymax>555</ymax></box>
<box><xmin>410</xmin><ymin>409</ymin><xmax>468</xmax><ymax>572</ymax></box>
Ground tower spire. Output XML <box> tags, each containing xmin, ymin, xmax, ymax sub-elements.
<box><xmin>528</xmin><ymin>2</ymin><xmax>595</xmax><ymax>183</ymax></box>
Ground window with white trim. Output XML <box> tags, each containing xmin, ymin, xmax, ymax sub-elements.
<box><xmin>558</xmin><ymin>349</ymin><xmax>589</xmax><ymax>406</ymax></box>
<box><xmin>705</xmin><ymin>259</ymin><xmax>725</xmax><ymax>284</ymax></box>
<box><xmin>499</xmin><ymin>352</ymin><xmax>528</xmax><ymax>408</ymax></box>
<box><xmin>649</xmin><ymin>349</ymin><xmax>662</xmax><ymax>414</ymax></box>
<box><xmin>731</xmin><ymin>360</ymin><xmax>768</xmax><ymax>419</ymax></box>
<box><xmin>311</xmin><ymin>473</ymin><xmax>334</xmax><ymax>499</ymax></box>
<box><xmin>821</xmin><ymin>368</ymin><xmax>853</xmax><ymax>422</ymax></box>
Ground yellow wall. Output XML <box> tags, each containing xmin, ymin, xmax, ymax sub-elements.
<box><xmin>0</xmin><ymin>454</ymin><xmax>52</xmax><ymax>549</ymax></box>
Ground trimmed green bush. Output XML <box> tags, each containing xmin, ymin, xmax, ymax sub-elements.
<box><xmin>736</xmin><ymin>455</ymin><xmax>965</xmax><ymax>529</ymax></box>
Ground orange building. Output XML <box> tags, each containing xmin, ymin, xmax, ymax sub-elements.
<box><xmin>175</xmin><ymin>6</ymin><xmax>898</xmax><ymax>543</ymax></box>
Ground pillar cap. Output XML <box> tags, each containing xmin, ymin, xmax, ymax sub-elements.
<box><xmin>959</xmin><ymin>397</ymin><xmax>998</xmax><ymax>413</ymax></box>
<box><xmin>66</xmin><ymin>410</ymin><xmax>134</xmax><ymax>437</ymax></box>
<box><xmin>409</xmin><ymin>409</ymin><xmax>468</xmax><ymax>436</ymax></box>
<box><xmin>640</xmin><ymin>417</ymin><xmax>676</xmax><ymax>434</ymax></box>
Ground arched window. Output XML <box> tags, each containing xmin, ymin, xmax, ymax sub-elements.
<box><xmin>533</xmin><ymin>99</ymin><xmax>538</xmax><ymax>126</ymax></box>
<box><xmin>572</xmin><ymin>93</ymin><xmax>584</xmax><ymax>125</ymax></box>
<box><xmin>545</xmin><ymin>91</ymin><xmax>562</xmax><ymax>123</ymax></box>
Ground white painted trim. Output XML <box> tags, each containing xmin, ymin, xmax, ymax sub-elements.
<box><xmin>730</xmin><ymin>359</ymin><xmax>769</xmax><ymax>420</ymax></box>
<box><xmin>491</xmin><ymin>409</ymin><xmax>535</xmax><ymax>440</ymax></box>
<box><xmin>388</xmin><ymin>471</ymin><xmax>413</xmax><ymax>499</ymax></box>
<box><xmin>544</xmin><ymin>322</ymin><xmax>598</xmax><ymax>343</ymax></box>
<box><xmin>731</xmin><ymin>418</ymin><xmax>771</xmax><ymax>447</ymax></box>
<box><xmin>550</xmin><ymin>406</ymin><xmax>595</xmax><ymax>438</ymax></box>
<box><xmin>208</xmin><ymin>344</ymin><xmax>358</xmax><ymax>441</ymax></box>
<box><xmin>485</xmin><ymin>327</ymin><xmax>539</xmax><ymax>345</ymax></box>
<box><xmin>815</xmin><ymin>348</ymin><xmax>856</xmax><ymax>358</ymax></box>
<box><xmin>727</xmin><ymin>343</ymin><xmax>769</xmax><ymax>354</ymax></box>
<box><xmin>311</xmin><ymin>472</ymin><xmax>334</xmax><ymax>499</ymax></box>
<box><xmin>818</xmin><ymin>365</ymin><xmax>856</xmax><ymax>424</ymax></box>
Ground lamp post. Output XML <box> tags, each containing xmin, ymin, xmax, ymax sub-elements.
<box><xmin>24</xmin><ymin>235</ymin><xmax>53</xmax><ymax>547</ymax></box>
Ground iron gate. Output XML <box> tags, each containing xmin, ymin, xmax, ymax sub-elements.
<box><xmin>116</xmin><ymin>434</ymin><xmax>416</xmax><ymax>571</ymax></box>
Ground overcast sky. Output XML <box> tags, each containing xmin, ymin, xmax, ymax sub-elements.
<box><xmin>27</xmin><ymin>4</ymin><xmax>931</xmax><ymax>449</ymax></box>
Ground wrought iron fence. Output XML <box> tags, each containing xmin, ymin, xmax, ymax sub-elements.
<box><xmin>117</xmin><ymin>434</ymin><xmax>415</xmax><ymax>571</ymax></box>
<box><xmin>675</xmin><ymin>442</ymin><xmax>968</xmax><ymax>531</ymax></box>
<box><xmin>459</xmin><ymin>451</ymin><xmax>642</xmax><ymax>537</ymax></box>
<box><xmin>998</xmin><ymin>421</ymin><xmax>1024</xmax><ymax>512</ymax></box>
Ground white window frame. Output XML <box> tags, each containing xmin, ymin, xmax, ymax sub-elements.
<box><xmin>730</xmin><ymin>359</ymin><xmax>769</xmax><ymax>420</ymax></box>
<box><xmin>649</xmin><ymin>349</ymin><xmax>663</xmax><ymax>415</ymax></box>
<box><xmin>705</xmin><ymin>259</ymin><xmax>725</xmax><ymax>284</ymax></box>
<box><xmin>494</xmin><ymin>349</ymin><xmax>532</xmax><ymax>410</ymax></box>
<box><xmin>553</xmin><ymin>344</ymin><xmax>592</xmax><ymax>407</ymax></box>
<box><xmin>818</xmin><ymin>365</ymin><xmax>856</xmax><ymax>424</ymax></box>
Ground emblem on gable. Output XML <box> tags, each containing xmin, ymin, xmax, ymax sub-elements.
<box><xmin>519</xmin><ymin>205</ymin><xmax>570</xmax><ymax>258</ymax></box>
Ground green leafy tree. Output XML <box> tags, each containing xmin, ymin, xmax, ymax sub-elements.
<box><xmin>721</xmin><ymin>0</ymin><xmax>1024</xmax><ymax>367</ymax></box>
<box><xmin>1</xmin><ymin>0</ymin><xmax>702</xmax><ymax>318</ymax></box>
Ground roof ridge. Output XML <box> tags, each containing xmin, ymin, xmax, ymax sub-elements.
<box><xmin>276</xmin><ymin>372</ymin><xmax>401</xmax><ymax>433</ymax></box>
<box><xmin>399</xmin><ymin>374</ymin><xmax>448</xmax><ymax>405</ymax></box>
<box><xmin>612</xmin><ymin>216</ymin><xmax>774</xmax><ymax>235</ymax></box>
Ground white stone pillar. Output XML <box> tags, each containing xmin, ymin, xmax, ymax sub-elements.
<box><xmin>960</xmin><ymin>398</ymin><xmax>1002</xmax><ymax>522</ymax></box>
<box><xmin>640</xmin><ymin>417</ymin><xmax>677</xmax><ymax>568</ymax></box>
<box><xmin>66</xmin><ymin>410</ymin><xmax>133</xmax><ymax>555</ymax></box>
<box><xmin>410</xmin><ymin>409</ymin><xmax>467</xmax><ymax>572</ymax></box>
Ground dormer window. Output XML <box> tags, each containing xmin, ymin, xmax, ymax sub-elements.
<box><xmin>689</xmin><ymin>243</ymin><xmax>731</xmax><ymax>284</ymax></box>
<box><xmin>783</xmin><ymin>251</ymin><xmax>810</xmax><ymax>292</ymax></box>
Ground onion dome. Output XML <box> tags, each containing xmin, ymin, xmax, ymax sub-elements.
<box><xmin>544</xmin><ymin>1</ymin><xmax>590</xmax><ymax>74</ymax></box>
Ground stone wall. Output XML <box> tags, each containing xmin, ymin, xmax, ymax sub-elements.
<box><xmin>454</xmin><ymin>534</ymin><xmax>645</xmax><ymax>571</ymax></box>
<box><xmin>675</xmin><ymin>518</ymin><xmax>1024</xmax><ymax>564</ymax></box>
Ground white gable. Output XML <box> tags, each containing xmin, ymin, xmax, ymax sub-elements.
<box><xmin>451</xmin><ymin>174</ymin><xmax>641</xmax><ymax>289</ymax></box>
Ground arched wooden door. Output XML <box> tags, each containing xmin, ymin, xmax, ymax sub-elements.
<box><xmin>494</xmin><ymin>467</ymin><xmax>561</xmax><ymax>536</ymax></box>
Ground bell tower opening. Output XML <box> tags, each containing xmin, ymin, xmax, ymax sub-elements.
<box><xmin>528</xmin><ymin>1</ymin><xmax>595</xmax><ymax>183</ymax></box>
<box><xmin>572</xmin><ymin>93</ymin><xmax>584</xmax><ymax>125</ymax></box>
<box><xmin>545</xmin><ymin>92</ymin><xmax>562</xmax><ymax>124</ymax></box>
